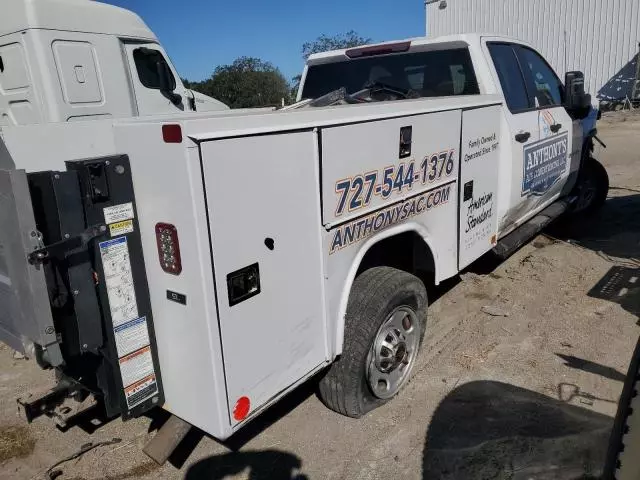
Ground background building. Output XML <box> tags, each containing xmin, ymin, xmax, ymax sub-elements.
<box><xmin>426</xmin><ymin>0</ymin><xmax>640</xmax><ymax>106</ymax></box>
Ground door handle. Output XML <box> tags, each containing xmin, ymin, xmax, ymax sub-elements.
<box><xmin>515</xmin><ymin>131</ymin><xmax>531</xmax><ymax>143</ymax></box>
<box><xmin>550</xmin><ymin>123</ymin><xmax>562</xmax><ymax>133</ymax></box>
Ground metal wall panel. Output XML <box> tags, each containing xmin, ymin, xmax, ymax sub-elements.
<box><xmin>426</xmin><ymin>0</ymin><xmax>640</xmax><ymax>99</ymax></box>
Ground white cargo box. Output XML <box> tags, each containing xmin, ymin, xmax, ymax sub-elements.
<box><xmin>98</xmin><ymin>96</ymin><xmax>500</xmax><ymax>438</ymax></box>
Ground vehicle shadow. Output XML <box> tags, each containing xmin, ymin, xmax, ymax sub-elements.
<box><xmin>547</xmin><ymin>193</ymin><xmax>640</xmax><ymax>263</ymax></box>
<box><xmin>143</xmin><ymin>377</ymin><xmax>319</xmax><ymax>470</ymax></box>
<box><xmin>184</xmin><ymin>450</ymin><xmax>308</xmax><ymax>480</ymax></box>
<box><xmin>555</xmin><ymin>353</ymin><xmax>626</xmax><ymax>383</ymax></box>
<box><xmin>422</xmin><ymin>380</ymin><xmax>612</xmax><ymax>480</ymax></box>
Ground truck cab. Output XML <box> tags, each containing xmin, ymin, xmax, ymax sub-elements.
<box><xmin>297</xmin><ymin>34</ymin><xmax>601</xmax><ymax>239</ymax></box>
<box><xmin>0</xmin><ymin>0</ymin><xmax>227</xmax><ymax>127</ymax></box>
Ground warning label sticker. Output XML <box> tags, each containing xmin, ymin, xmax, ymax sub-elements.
<box><xmin>103</xmin><ymin>202</ymin><xmax>134</xmax><ymax>224</ymax></box>
<box><xmin>114</xmin><ymin>316</ymin><xmax>150</xmax><ymax>358</ymax></box>
<box><xmin>99</xmin><ymin>237</ymin><xmax>138</xmax><ymax>327</ymax></box>
<box><xmin>109</xmin><ymin>219</ymin><xmax>134</xmax><ymax>237</ymax></box>
<box><xmin>125</xmin><ymin>374</ymin><xmax>158</xmax><ymax>408</ymax></box>
<box><xmin>119</xmin><ymin>345</ymin><xmax>154</xmax><ymax>388</ymax></box>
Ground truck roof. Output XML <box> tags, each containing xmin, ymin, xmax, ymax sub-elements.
<box><xmin>306</xmin><ymin>34</ymin><xmax>526</xmax><ymax>65</ymax></box>
<box><xmin>0</xmin><ymin>0</ymin><xmax>157</xmax><ymax>40</ymax></box>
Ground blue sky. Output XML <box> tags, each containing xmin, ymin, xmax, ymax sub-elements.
<box><xmin>104</xmin><ymin>0</ymin><xmax>426</xmax><ymax>83</ymax></box>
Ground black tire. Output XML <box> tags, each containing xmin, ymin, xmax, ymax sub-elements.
<box><xmin>573</xmin><ymin>158</ymin><xmax>609</xmax><ymax>214</ymax></box>
<box><xmin>604</xmin><ymin>335</ymin><xmax>640</xmax><ymax>480</ymax></box>
<box><xmin>318</xmin><ymin>267</ymin><xmax>427</xmax><ymax>418</ymax></box>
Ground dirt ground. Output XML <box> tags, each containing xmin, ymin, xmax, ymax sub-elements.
<box><xmin>1</xmin><ymin>112</ymin><xmax>640</xmax><ymax>480</ymax></box>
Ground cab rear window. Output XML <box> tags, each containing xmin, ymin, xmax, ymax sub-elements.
<box><xmin>301</xmin><ymin>48</ymin><xmax>479</xmax><ymax>100</ymax></box>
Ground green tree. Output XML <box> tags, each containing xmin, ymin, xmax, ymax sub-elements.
<box><xmin>292</xmin><ymin>31</ymin><xmax>371</xmax><ymax>98</ymax></box>
<box><xmin>301</xmin><ymin>31</ymin><xmax>371</xmax><ymax>59</ymax></box>
<box><xmin>195</xmin><ymin>57</ymin><xmax>290</xmax><ymax>108</ymax></box>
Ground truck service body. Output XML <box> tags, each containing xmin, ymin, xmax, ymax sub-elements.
<box><xmin>0</xmin><ymin>19</ymin><xmax>606</xmax><ymax>449</ymax></box>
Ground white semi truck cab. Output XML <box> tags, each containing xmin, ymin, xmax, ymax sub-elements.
<box><xmin>0</xmin><ymin>0</ymin><xmax>227</xmax><ymax>127</ymax></box>
<box><xmin>0</xmin><ymin>32</ymin><xmax>609</xmax><ymax>457</ymax></box>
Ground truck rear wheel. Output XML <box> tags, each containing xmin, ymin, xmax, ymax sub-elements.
<box><xmin>573</xmin><ymin>158</ymin><xmax>609</xmax><ymax>214</ymax></box>
<box><xmin>318</xmin><ymin>267</ymin><xmax>427</xmax><ymax>418</ymax></box>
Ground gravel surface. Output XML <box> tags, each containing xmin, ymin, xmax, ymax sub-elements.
<box><xmin>1</xmin><ymin>113</ymin><xmax>639</xmax><ymax>480</ymax></box>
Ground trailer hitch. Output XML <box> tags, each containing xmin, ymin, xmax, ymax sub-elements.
<box><xmin>28</xmin><ymin>224</ymin><xmax>107</xmax><ymax>265</ymax></box>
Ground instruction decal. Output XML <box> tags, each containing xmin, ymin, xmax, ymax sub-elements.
<box><xmin>103</xmin><ymin>202</ymin><xmax>134</xmax><ymax>224</ymax></box>
<box><xmin>125</xmin><ymin>374</ymin><xmax>158</xmax><ymax>408</ymax></box>
<box><xmin>119</xmin><ymin>346</ymin><xmax>154</xmax><ymax>386</ymax></box>
<box><xmin>100</xmin><ymin>236</ymin><xmax>157</xmax><ymax>409</ymax></box>
<box><xmin>114</xmin><ymin>316</ymin><xmax>150</xmax><ymax>357</ymax></box>
<box><xmin>522</xmin><ymin>133</ymin><xmax>568</xmax><ymax>196</ymax></box>
<box><xmin>330</xmin><ymin>183</ymin><xmax>452</xmax><ymax>254</ymax></box>
<box><xmin>99</xmin><ymin>237</ymin><xmax>138</xmax><ymax>326</ymax></box>
<box><xmin>109</xmin><ymin>219</ymin><xmax>134</xmax><ymax>237</ymax></box>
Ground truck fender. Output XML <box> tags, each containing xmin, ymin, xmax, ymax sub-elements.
<box><xmin>581</xmin><ymin>128</ymin><xmax>599</xmax><ymax>164</ymax></box>
<box><xmin>333</xmin><ymin>221</ymin><xmax>439</xmax><ymax>357</ymax></box>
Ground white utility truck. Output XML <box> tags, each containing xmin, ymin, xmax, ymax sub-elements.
<box><xmin>0</xmin><ymin>7</ymin><xmax>608</xmax><ymax>459</ymax></box>
<box><xmin>0</xmin><ymin>0</ymin><xmax>227</xmax><ymax>127</ymax></box>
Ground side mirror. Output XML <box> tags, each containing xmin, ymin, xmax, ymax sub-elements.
<box><xmin>156</xmin><ymin>61</ymin><xmax>181</xmax><ymax>106</ymax></box>
<box><xmin>564</xmin><ymin>71</ymin><xmax>591</xmax><ymax>119</ymax></box>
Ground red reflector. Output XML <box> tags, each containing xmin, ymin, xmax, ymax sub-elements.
<box><xmin>345</xmin><ymin>41</ymin><xmax>411</xmax><ymax>59</ymax></box>
<box><xmin>233</xmin><ymin>396</ymin><xmax>251</xmax><ymax>421</ymax></box>
<box><xmin>155</xmin><ymin>223</ymin><xmax>182</xmax><ymax>275</ymax></box>
<box><xmin>162</xmin><ymin>124</ymin><xmax>182</xmax><ymax>143</ymax></box>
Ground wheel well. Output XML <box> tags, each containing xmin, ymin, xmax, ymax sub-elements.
<box><xmin>355</xmin><ymin>231</ymin><xmax>435</xmax><ymax>286</ymax></box>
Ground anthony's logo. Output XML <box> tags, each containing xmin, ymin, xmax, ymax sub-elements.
<box><xmin>522</xmin><ymin>133</ymin><xmax>568</xmax><ymax>196</ymax></box>
<box><xmin>539</xmin><ymin>110</ymin><xmax>555</xmax><ymax>138</ymax></box>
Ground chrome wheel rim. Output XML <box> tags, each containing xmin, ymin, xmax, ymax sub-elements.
<box><xmin>367</xmin><ymin>306</ymin><xmax>420</xmax><ymax>399</ymax></box>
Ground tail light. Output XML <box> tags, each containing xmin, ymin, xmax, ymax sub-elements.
<box><xmin>155</xmin><ymin>223</ymin><xmax>182</xmax><ymax>275</ymax></box>
<box><xmin>162</xmin><ymin>124</ymin><xmax>182</xmax><ymax>143</ymax></box>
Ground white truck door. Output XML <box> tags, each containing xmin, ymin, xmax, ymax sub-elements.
<box><xmin>512</xmin><ymin>45</ymin><xmax>575</xmax><ymax>201</ymax></box>
<box><xmin>484</xmin><ymin>42</ymin><xmax>541</xmax><ymax>234</ymax></box>
<box><xmin>458</xmin><ymin>105</ymin><xmax>501</xmax><ymax>269</ymax></box>
<box><xmin>123</xmin><ymin>43</ymin><xmax>188</xmax><ymax>116</ymax></box>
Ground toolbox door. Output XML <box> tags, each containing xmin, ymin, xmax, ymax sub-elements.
<box><xmin>0</xmin><ymin>169</ymin><xmax>61</xmax><ymax>364</ymax></box>
<box><xmin>458</xmin><ymin>105</ymin><xmax>501</xmax><ymax>269</ymax></box>
<box><xmin>200</xmin><ymin>131</ymin><xmax>326</xmax><ymax>426</ymax></box>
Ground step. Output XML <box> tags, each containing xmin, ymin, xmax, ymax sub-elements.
<box><xmin>493</xmin><ymin>199</ymin><xmax>571</xmax><ymax>259</ymax></box>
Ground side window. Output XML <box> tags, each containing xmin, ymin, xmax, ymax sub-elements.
<box><xmin>487</xmin><ymin>43</ymin><xmax>532</xmax><ymax>112</ymax></box>
<box><xmin>514</xmin><ymin>46</ymin><xmax>563</xmax><ymax>107</ymax></box>
<box><xmin>132</xmin><ymin>48</ymin><xmax>174</xmax><ymax>90</ymax></box>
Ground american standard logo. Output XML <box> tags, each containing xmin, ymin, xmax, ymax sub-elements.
<box><xmin>522</xmin><ymin>133</ymin><xmax>568</xmax><ymax>195</ymax></box>
<box><xmin>466</xmin><ymin>192</ymin><xmax>493</xmax><ymax>233</ymax></box>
